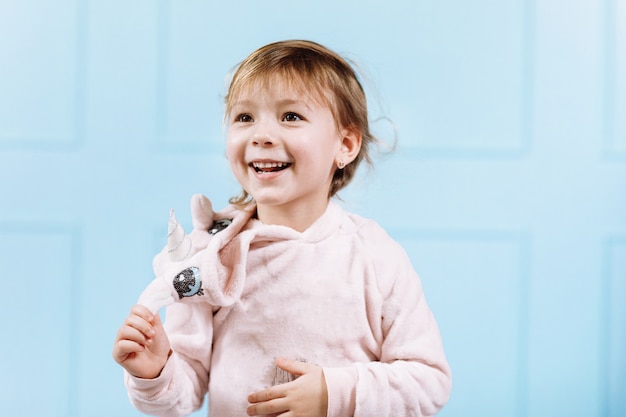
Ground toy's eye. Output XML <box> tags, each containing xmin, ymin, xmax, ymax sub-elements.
<box><xmin>235</xmin><ymin>113</ymin><xmax>254</xmax><ymax>123</ymax></box>
<box><xmin>208</xmin><ymin>219</ymin><xmax>232</xmax><ymax>235</ymax></box>
<box><xmin>283</xmin><ymin>112</ymin><xmax>302</xmax><ymax>122</ymax></box>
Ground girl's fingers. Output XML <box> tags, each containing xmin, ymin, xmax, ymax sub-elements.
<box><xmin>130</xmin><ymin>304</ymin><xmax>154</xmax><ymax>321</ymax></box>
<box><xmin>116</xmin><ymin>323</ymin><xmax>151</xmax><ymax>345</ymax></box>
<box><xmin>124</xmin><ymin>313</ymin><xmax>156</xmax><ymax>339</ymax></box>
<box><xmin>112</xmin><ymin>339</ymin><xmax>144</xmax><ymax>363</ymax></box>
<box><xmin>246</xmin><ymin>397</ymin><xmax>288</xmax><ymax>416</ymax></box>
<box><xmin>248</xmin><ymin>385</ymin><xmax>283</xmax><ymax>404</ymax></box>
<box><xmin>115</xmin><ymin>339</ymin><xmax>144</xmax><ymax>355</ymax></box>
<box><xmin>275</xmin><ymin>357</ymin><xmax>315</xmax><ymax>376</ymax></box>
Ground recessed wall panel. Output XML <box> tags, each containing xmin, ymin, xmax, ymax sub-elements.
<box><xmin>155</xmin><ymin>1</ymin><xmax>226</xmax><ymax>152</ymax></box>
<box><xmin>155</xmin><ymin>1</ymin><xmax>529</xmax><ymax>158</ymax></box>
<box><xmin>393</xmin><ymin>231</ymin><xmax>527</xmax><ymax>416</ymax></box>
<box><xmin>0</xmin><ymin>226</ymin><xmax>76</xmax><ymax>416</ymax></box>
<box><xmin>0</xmin><ymin>1</ymin><xmax>80</xmax><ymax>148</ymax></box>
<box><xmin>395</xmin><ymin>1</ymin><xmax>529</xmax><ymax>157</ymax></box>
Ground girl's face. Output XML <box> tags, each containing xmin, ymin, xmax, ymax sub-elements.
<box><xmin>226</xmin><ymin>79</ymin><xmax>346</xmax><ymax>230</ymax></box>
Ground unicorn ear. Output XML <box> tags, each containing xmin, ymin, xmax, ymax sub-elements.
<box><xmin>167</xmin><ymin>209</ymin><xmax>192</xmax><ymax>261</ymax></box>
<box><xmin>191</xmin><ymin>194</ymin><xmax>215</xmax><ymax>230</ymax></box>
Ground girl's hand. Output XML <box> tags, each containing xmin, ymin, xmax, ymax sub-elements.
<box><xmin>247</xmin><ymin>358</ymin><xmax>328</xmax><ymax>417</ymax></box>
<box><xmin>112</xmin><ymin>304</ymin><xmax>171</xmax><ymax>379</ymax></box>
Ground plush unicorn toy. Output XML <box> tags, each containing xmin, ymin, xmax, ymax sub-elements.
<box><xmin>137</xmin><ymin>194</ymin><xmax>256</xmax><ymax>314</ymax></box>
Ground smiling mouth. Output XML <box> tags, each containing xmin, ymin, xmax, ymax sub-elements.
<box><xmin>250</xmin><ymin>161</ymin><xmax>292</xmax><ymax>173</ymax></box>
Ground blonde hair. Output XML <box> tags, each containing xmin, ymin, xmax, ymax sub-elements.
<box><xmin>225</xmin><ymin>40</ymin><xmax>377</xmax><ymax>205</ymax></box>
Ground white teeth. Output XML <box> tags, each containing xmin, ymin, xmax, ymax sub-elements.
<box><xmin>252</xmin><ymin>162</ymin><xmax>289</xmax><ymax>169</ymax></box>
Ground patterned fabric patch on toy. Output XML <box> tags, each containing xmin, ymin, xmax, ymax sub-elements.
<box><xmin>173</xmin><ymin>266</ymin><xmax>204</xmax><ymax>299</ymax></box>
<box><xmin>208</xmin><ymin>218</ymin><xmax>232</xmax><ymax>235</ymax></box>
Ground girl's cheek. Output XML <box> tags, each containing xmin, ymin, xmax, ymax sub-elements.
<box><xmin>224</xmin><ymin>137</ymin><xmax>237</xmax><ymax>158</ymax></box>
<box><xmin>226</xmin><ymin>130</ymin><xmax>242</xmax><ymax>147</ymax></box>
<box><xmin>225</xmin><ymin>149</ymin><xmax>238</xmax><ymax>167</ymax></box>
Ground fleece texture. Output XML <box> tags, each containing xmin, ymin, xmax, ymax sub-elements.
<box><xmin>125</xmin><ymin>194</ymin><xmax>452</xmax><ymax>417</ymax></box>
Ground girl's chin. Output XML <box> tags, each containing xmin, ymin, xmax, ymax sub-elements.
<box><xmin>248</xmin><ymin>195</ymin><xmax>289</xmax><ymax>207</ymax></box>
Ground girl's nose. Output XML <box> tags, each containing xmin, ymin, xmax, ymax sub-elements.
<box><xmin>251</xmin><ymin>135</ymin><xmax>274</xmax><ymax>146</ymax></box>
<box><xmin>251</xmin><ymin>122</ymin><xmax>276</xmax><ymax>146</ymax></box>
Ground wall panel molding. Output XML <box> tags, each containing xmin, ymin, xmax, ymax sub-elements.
<box><xmin>601</xmin><ymin>236</ymin><xmax>626</xmax><ymax>417</ymax></box>
<box><xmin>603</xmin><ymin>0</ymin><xmax>626</xmax><ymax>160</ymax></box>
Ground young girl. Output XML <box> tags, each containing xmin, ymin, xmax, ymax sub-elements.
<box><xmin>112</xmin><ymin>40</ymin><xmax>452</xmax><ymax>417</ymax></box>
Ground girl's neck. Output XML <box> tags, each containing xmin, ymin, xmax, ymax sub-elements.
<box><xmin>255</xmin><ymin>200</ymin><xmax>330</xmax><ymax>232</ymax></box>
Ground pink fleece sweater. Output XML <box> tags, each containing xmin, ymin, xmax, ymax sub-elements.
<box><xmin>125</xmin><ymin>200</ymin><xmax>451</xmax><ymax>416</ymax></box>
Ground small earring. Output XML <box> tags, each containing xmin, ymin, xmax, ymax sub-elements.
<box><xmin>337</xmin><ymin>160</ymin><xmax>345</xmax><ymax>169</ymax></box>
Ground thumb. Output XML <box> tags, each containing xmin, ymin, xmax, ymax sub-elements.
<box><xmin>276</xmin><ymin>358</ymin><xmax>316</xmax><ymax>376</ymax></box>
<box><xmin>151</xmin><ymin>310</ymin><xmax>167</xmax><ymax>330</ymax></box>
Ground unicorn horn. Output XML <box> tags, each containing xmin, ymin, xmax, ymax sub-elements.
<box><xmin>167</xmin><ymin>209</ymin><xmax>192</xmax><ymax>262</ymax></box>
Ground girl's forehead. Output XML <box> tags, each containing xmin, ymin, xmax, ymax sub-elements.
<box><xmin>231</xmin><ymin>74</ymin><xmax>331</xmax><ymax>107</ymax></box>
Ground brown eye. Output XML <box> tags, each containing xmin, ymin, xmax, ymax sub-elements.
<box><xmin>236</xmin><ymin>113</ymin><xmax>253</xmax><ymax>122</ymax></box>
<box><xmin>283</xmin><ymin>112</ymin><xmax>302</xmax><ymax>122</ymax></box>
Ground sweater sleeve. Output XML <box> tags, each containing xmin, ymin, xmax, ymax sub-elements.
<box><xmin>324</xmin><ymin>227</ymin><xmax>452</xmax><ymax>417</ymax></box>
<box><xmin>124</xmin><ymin>302</ymin><xmax>213</xmax><ymax>417</ymax></box>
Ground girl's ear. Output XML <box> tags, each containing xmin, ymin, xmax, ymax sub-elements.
<box><xmin>338</xmin><ymin>126</ymin><xmax>362</xmax><ymax>165</ymax></box>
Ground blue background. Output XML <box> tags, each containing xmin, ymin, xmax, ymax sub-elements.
<box><xmin>1</xmin><ymin>1</ymin><xmax>625</xmax><ymax>416</ymax></box>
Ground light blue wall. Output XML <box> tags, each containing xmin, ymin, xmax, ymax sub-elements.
<box><xmin>1</xmin><ymin>1</ymin><xmax>624</xmax><ymax>416</ymax></box>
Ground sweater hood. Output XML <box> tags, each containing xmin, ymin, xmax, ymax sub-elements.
<box><xmin>242</xmin><ymin>199</ymin><xmax>344</xmax><ymax>245</ymax></box>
